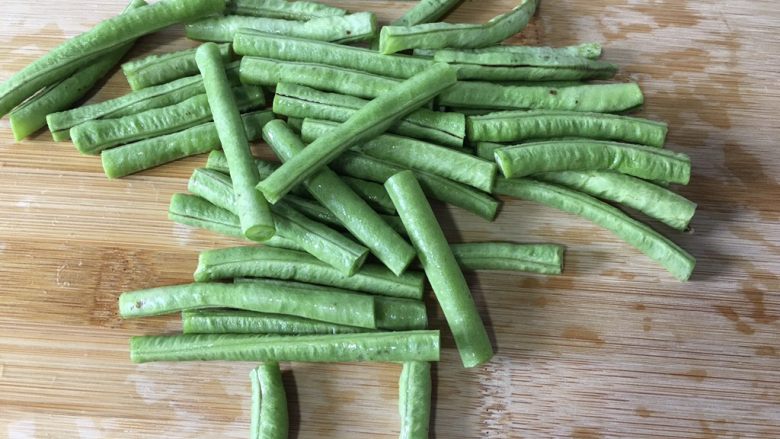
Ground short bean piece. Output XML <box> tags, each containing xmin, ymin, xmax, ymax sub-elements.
<box><xmin>399</xmin><ymin>361</ymin><xmax>432</xmax><ymax>439</ymax></box>
<box><xmin>451</xmin><ymin>242</ymin><xmax>564</xmax><ymax>274</ymax></box>
<box><xmin>250</xmin><ymin>362</ymin><xmax>288</xmax><ymax>439</ymax></box>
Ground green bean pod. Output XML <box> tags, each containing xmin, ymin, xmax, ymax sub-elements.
<box><xmin>450</xmin><ymin>242</ymin><xmax>564</xmax><ymax>274</ymax></box>
<box><xmin>494</xmin><ymin>177</ymin><xmax>695</xmax><ymax>280</ymax></box>
<box><xmin>494</xmin><ymin>140</ymin><xmax>691</xmax><ymax>184</ymax></box>
<box><xmin>394</xmin><ymin>0</ymin><xmax>461</xmax><ymax>26</ymax></box>
<box><xmin>194</xmin><ymin>245</ymin><xmax>425</xmax><ymax>300</ymax></box>
<box><xmin>182</xmin><ymin>309</ymin><xmax>371</xmax><ymax>335</ymax></box>
<box><xmin>250</xmin><ymin>362</ymin><xmax>288</xmax><ymax>439</ymax></box>
<box><xmin>341</xmin><ymin>176</ymin><xmax>397</xmax><ymax>214</ymax></box>
<box><xmin>399</xmin><ymin>361</ymin><xmax>432</xmax><ymax>439</ymax></box>
<box><xmin>386</xmin><ymin>171</ymin><xmax>494</xmax><ymax>368</ymax></box>
<box><xmin>283</xmin><ymin>194</ymin><xmax>407</xmax><ymax>236</ymax></box>
<box><xmin>130</xmin><ymin>330</ymin><xmax>441</xmax><ymax>363</ymax></box>
<box><xmin>185</xmin><ymin>12</ymin><xmax>376</xmax><ymax>43</ymax></box>
<box><xmin>419</xmin><ymin>42</ymin><xmax>603</xmax><ymax>61</ymax></box>
<box><xmin>121</xmin><ymin>43</ymin><xmax>232</xmax><ymax>90</ymax></box>
<box><xmin>452</xmin><ymin>63</ymin><xmax>616</xmax><ymax>81</ymax></box>
<box><xmin>434</xmin><ymin>48</ymin><xmax>614</xmax><ymax>69</ymax></box>
<box><xmin>228</xmin><ymin>0</ymin><xmax>347</xmax><ymax>20</ymax></box>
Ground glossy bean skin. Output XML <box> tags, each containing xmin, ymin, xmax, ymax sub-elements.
<box><xmin>121</xmin><ymin>42</ymin><xmax>231</xmax><ymax>90</ymax></box>
<box><xmin>494</xmin><ymin>139</ymin><xmax>691</xmax><ymax>184</ymax></box>
<box><xmin>129</xmin><ymin>330</ymin><xmax>441</xmax><ymax>363</ymax></box>
<box><xmin>450</xmin><ymin>242</ymin><xmax>564</xmax><ymax>274</ymax></box>
<box><xmin>182</xmin><ymin>309</ymin><xmax>371</xmax><ymax>335</ymax></box>
<box><xmin>494</xmin><ymin>177</ymin><xmax>695</xmax><ymax>281</ymax></box>
<box><xmin>250</xmin><ymin>362</ymin><xmax>288</xmax><ymax>439</ymax></box>
<box><xmin>399</xmin><ymin>361</ymin><xmax>432</xmax><ymax>439</ymax></box>
<box><xmin>418</xmin><ymin>42</ymin><xmax>603</xmax><ymax>61</ymax></box>
<box><xmin>386</xmin><ymin>171</ymin><xmax>494</xmax><ymax>368</ymax></box>
<box><xmin>228</xmin><ymin>0</ymin><xmax>347</xmax><ymax>20</ymax></box>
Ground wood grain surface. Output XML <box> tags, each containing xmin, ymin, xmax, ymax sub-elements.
<box><xmin>1</xmin><ymin>0</ymin><xmax>779</xmax><ymax>437</ymax></box>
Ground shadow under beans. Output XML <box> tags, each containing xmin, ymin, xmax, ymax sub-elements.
<box><xmin>282</xmin><ymin>368</ymin><xmax>301</xmax><ymax>439</ymax></box>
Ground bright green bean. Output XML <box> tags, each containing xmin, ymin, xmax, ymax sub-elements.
<box><xmin>494</xmin><ymin>177</ymin><xmax>695</xmax><ymax>280</ymax></box>
<box><xmin>399</xmin><ymin>361</ymin><xmax>432</xmax><ymax>439</ymax></box>
<box><xmin>256</xmin><ymin>63</ymin><xmax>457</xmax><ymax>204</ymax></box>
<box><xmin>185</xmin><ymin>12</ymin><xmax>376</xmax><ymax>43</ymax></box>
<box><xmin>494</xmin><ymin>140</ymin><xmax>691</xmax><ymax>184</ymax></box>
<box><xmin>130</xmin><ymin>330</ymin><xmax>441</xmax><ymax>363</ymax></box>
<box><xmin>379</xmin><ymin>0</ymin><xmax>539</xmax><ymax>54</ymax></box>
<box><xmin>341</xmin><ymin>176</ymin><xmax>397</xmax><ymax>214</ymax></box>
<box><xmin>385</xmin><ymin>171</ymin><xmax>493</xmax><ymax>368</ymax></box>
<box><xmin>0</xmin><ymin>0</ymin><xmax>225</xmax><ymax>117</ymax></box>
<box><xmin>394</xmin><ymin>0</ymin><xmax>461</xmax><ymax>26</ymax></box>
<box><xmin>182</xmin><ymin>309</ymin><xmax>370</xmax><ymax>335</ymax></box>
<box><xmin>194</xmin><ymin>245</ymin><xmax>425</xmax><ymax>300</ymax></box>
<box><xmin>250</xmin><ymin>362</ymin><xmax>288</xmax><ymax>439</ymax></box>
<box><xmin>228</xmin><ymin>0</ymin><xmax>347</xmax><ymax>20</ymax></box>
<box><xmin>416</xmin><ymin>42</ymin><xmax>603</xmax><ymax>60</ymax></box>
<box><xmin>121</xmin><ymin>43</ymin><xmax>231</xmax><ymax>90</ymax></box>
<box><xmin>450</xmin><ymin>242</ymin><xmax>564</xmax><ymax>274</ymax></box>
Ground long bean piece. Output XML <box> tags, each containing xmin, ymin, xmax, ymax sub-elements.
<box><xmin>0</xmin><ymin>0</ymin><xmax>225</xmax><ymax>117</ymax></box>
<box><xmin>228</xmin><ymin>0</ymin><xmax>347</xmax><ymax>20</ymax></box>
<box><xmin>182</xmin><ymin>309</ymin><xmax>370</xmax><ymax>335</ymax></box>
<box><xmin>379</xmin><ymin>0</ymin><xmax>539</xmax><ymax>54</ymax></box>
<box><xmin>121</xmin><ymin>43</ymin><xmax>231</xmax><ymax>90</ymax></box>
<box><xmin>255</xmin><ymin>63</ymin><xmax>457</xmax><ymax>203</ymax></box>
<box><xmin>194</xmin><ymin>246</ymin><xmax>425</xmax><ymax>300</ymax></box>
<box><xmin>451</xmin><ymin>63</ymin><xmax>616</xmax><ymax>81</ymax></box>
<box><xmin>399</xmin><ymin>361</ymin><xmax>432</xmax><ymax>439</ymax></box>
<box><xmin>386</xmin><ymin>171</ymin><xmax>493</xmax><ymax>368</ymax></box>
<box><xmin>250</xmin><ymin>363</ymin><xmax>288</xmax><ymax>439</ymax></box>
<box><xmin>130</xmin><ymin>330</ymin><xmax>441</xmax><ymax>363</ymax></box>
<box><xmin>418</xmin><ymin>42</ymin><xmax>603</xmax><ymax>61</ymax></box>
<box><xmin>450</xmin><ymin>242</ymin><xmax>564</xmax><ymax>274</ymax></box>
<box><xmin>394</xmin><ymin>0</ymin><xmax>461</xmax><ymax>26</ymax></box>
<box><xmin>494</xmin><ymin>140</ymin><xmax>691</xmax><ymax>184</ymax></box>
<box><xmin>494</xmin><ymin>178</ymin><xmax>695</xmax><ymax>280</ymax></box>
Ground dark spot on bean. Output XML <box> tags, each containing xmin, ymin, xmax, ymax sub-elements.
<box><xmin>549</xmin><ymin>89</ymin><xmax>557</xmax><ymax>95</ymax></box>
<box><xmin>346</xmin><ymin>30</ymin><xmax>352</xmax><ymax>35</ymax></box>
<box><xmin>135</xmin><ymin>300</ymin><xmax>144</xmax><ymax>309</ymax></box>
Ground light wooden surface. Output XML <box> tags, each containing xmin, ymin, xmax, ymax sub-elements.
<box><xmin>1</xmin><ymin>0</ymin><xmax>779</xmax><ymax>437</ymax></box>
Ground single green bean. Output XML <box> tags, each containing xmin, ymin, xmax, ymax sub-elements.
<box><xmin>121</xmin><ymin>43</ymin><xmax>232</xmax><ymax>90</ymax></box>
<box><xmin>203</xmin><ymin>151</ymin><xmax>310</xmax><ymax>197</ymax></box>
<box><xmin>101</xmin><ymin>110</ymin><xmax>273</xmax><ymax>179</ymax></box>
<box><xmin>182</xmin><ymin>309</ymin><xmax>370</xmax><ymax>334</ymax></box>
<box><xmin>341</xmin><ymin>176</ymin><xmax>397</xmax><ymax>214</ymax></box>
<box><xmin>434</xmin><ymin>48</ymin><xmax>613</xmax><ymax>70</ymax></box>
<box><xmin>399</xmin><ymin>361</ymin><xmax>432</xmax><ymax>439</ymax></box>
<box><xmin>0</xmin><ymin>0</ymin><xmax>225</xmax><ymax>117</ymax></box>
<box><xmin>228</xmin><ymin>0</ymin><xmax>347</xmax><ymax>20</ymax></box>
<box><xmin>451</xmin><ymin>63</ymin><xmax>616</xmax><ymax>81</ymax></box>
<box><xmin>416</xmin><ymin>42</ymin><xmax>603</xmax><ymax>60</ymax></box>
<box><xmin>250</xmin><ymin>362</ymin><xmax>288</xmax><ymax>439</ymax></box>
<box><xmin>283</xmin><ymin>194</ymin><xmax>408</xmax><ymax>236</ymax></box>
<box><xmin>494</xmin><ymin>140</ymin><xmax>691</xmax><ymax>184</ymax></box>
<box><xmin>379</xmin><ymin>0</ymin><xmax>539</xmax><ymax>54</ymax></box>
<box><xmin>194</xmin><ymin>246</ymin><xmax>425</xmax><ymax>300</ymax></box>
<box><xmin>467</xmin><ymin>110</ymin><xmax>667</xmax><ymax>146</ymax></box>
<box><xmin>450</xmin><ymin>242</ymin><xmax>564</xmax><ymax>274</ymax></box>
<box><xmin>256</xmin><ymin>63</ymin><xmax>457</xmax><ymax>203</ymax></box>
<box><xmin>393</xmin><ymin>0</ymin><xmax>461</xmax><ymax>26</ymax></box>
<box><xmin>130</xmin><ymin>330</ymin><xmax>441</xmax><ymax>363</ymax></box>
<box><xmin>186</xmin><ymin>12</ymin><xmax>376</xmax><ymax>43</ymax></box>
<box><xmin>494</xmin><ymin>177</ymin><xmax>695</xmax><ymax>280</ymax></box>
<box><xmin>385</xmin><ymin>171</ymin><xmax>493</xmax><ymax>368</ymax></box>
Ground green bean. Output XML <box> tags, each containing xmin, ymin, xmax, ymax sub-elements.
<box><xmin>8</xmin><ymin>0</ymin><xmax>147</xmax><ymax>141</ymax></box>
<box><xmin>467</xmin><ymin>110</ymin><xmax>667</xmax><ymax>146</ymax></box>
<box><xmin>183</xmin><ymin>309</ymin><xmax>370</xmax><ymax>335</ymax></box>
<box><xmin>399</xmin><ymin>361</ymin><xmax>431</xmax><ymax>439</ymax></box>
<box><xmin>379</xmin><ymin>0</ymin><xmax>539</xmax><ymax>54</ymax></box>
<box><xmin>494</xmin><ymin>140</ymin><xmax>691</xmax><ymax>184</ymax></box>
<box><xmin>434</xmin><ymin>48</ymin><xmax>613</xmax><ymax>70</ymax></box>
<box><xmin>0</xmin><ymin>0</ymin><xmax>225</xmax><ymax>118</ymax></box>
<box><xmin>272</xmin><ymin>82</ymin><xmax>465</xmax><ymax>147</ymax></box>
<box><xmin>121</xmin><ymin>43</ymin><xmax>232</xmax><ymax>91</ymax></box>
<box><xmin>341</xmin><ymin>176</ymin><xmax>397</xmax><ymax>214</ymax></box>
<box><xmin>130</xmin><ymin>330</ymin><xmax>441</xmax><ymax>363</ymax></box>
<box><xmin>71</xmin><ymin>84</ymin><xmax>263</xmax><ymax>154</ymax></box>
<box><xmin>203</xmin><ymin>151</ymin><xmax>311</xmax><ymax>197</ymax></box>
<box><xmin>450</xmin><ymin>242</ymin><xmax>564</xmax><ymax>274</ymax></box>
<box><xmin>185</xmin><ymin>12</ymin><xmax>376</xmax><ymax>43</ymax></box>
<box><xmin>250</xmin><ymin>362</ymin><xmax>288</xmax><ymax>439</ymax></box>
<box><xmin>451</xmin><ymin>63</ymin><xmax>616</xmax><ymax>81</ymax></box>
<box><xmin>194</xmin><ymin>246</ymin><xmax>425</xmax><ymax>300</ymax></box>
<box><xmin>494</xmin><ymin>177</ymin><xmax>695</xmax><ymax>280</ymax></box>
<box><xmin>101</xmin><ymin>110</ymin><xmax>273</xmax><ymax>179</ymax></box>
<box><xmin>256</xmin><ymin>63</ymin><xmax>457</xmax><ymax>204</ymax></box>
<box><xmin>393</xmin><ymin>0</ymin><xmax>461</xmax><ymax>26</ymax></box>
<box><xmin>385</xmin><ymin>171</ymin><xmax>493</xmax><ymax>368</ymax></box>
<box><xmin>228</xmin><ymin>0</ymin><xmax>347</xmax><ymax>20</ymax></box>
<box><xmin>439</xmin><ymin>81</ymin><xmax>644</xmax><ymax>112</ymax></box>
<box><xmin>283</xmin><ymin>194</ymin><xmax>408</xmax><ymax>236</ymax></box>
<box><xmin>535</xmin><ymin>171</ymin><xmax>696</xmax><ymax>230</ymax></box>
<box><xmin>262</xmin><ymin>120</ymin><xmax>416</xmax><ymax>275</ymax></box>
<box><xmin>416</xmin><ymin>42</ymin><xmax>603</xmax><ymax>60</ymax></box>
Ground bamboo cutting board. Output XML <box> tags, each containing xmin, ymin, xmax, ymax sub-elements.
<box><xmin>1</xmin><ymin>0</ymin><xmax>779</xmax><ymax>437</ymax></box>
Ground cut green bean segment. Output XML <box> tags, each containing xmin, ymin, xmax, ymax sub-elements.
<box><xmin>450</xmin><ymin>242</ymin><xmax>564</xmax><ymax>274</ymax></box>
<box><xmin>494</xmin><ymin>140</ymin><xmax>691</xmax><ymax>184</ymax></box>
<box><xmin>194</xmin><ymin>246</ymin><xmax>425</xmax><ymax>300</ymax></box>
<box><xmin>0</xmin><ymin>0</ymin><xmax>225</xmax><ymax>117</ymax></box>
<box><xmin>379</xmin><ymin>0</ymin><xmax>539</xmax><ymax>54</ymax></box>
<box><xmin>494</xmin><ymin>178</ymin><xmax>695</xmax><ymax>280</ymax></box>
<box><xmin>186</xmin><ymin>12</ymin><xmax>376</xmax><ymax>43</ymax></box>
<box><xmin>272</xmin><ymin>82</ymin><xmax>465</xmax><ymax>147</ymax></box>
<box><xmin>386</xmin><ymin>171</ymin><xmax>493</xmax><ymax>368</ymax></box>
<box><xmin>101</xmin><ymin>110</ymin><xmax>273</xmax><ymax>179</ymax></box>
<box><xmin>452</xmin><ymin>63</ymin><xmax>616</xmax><ymax>81</ymax></box>
<box><xmin>439</xmin><ymin>81</ymin><xmax>644</xmax><ymax>112</ymax></box>
<box><xmin>228</xmin><ymin>0</ymin><xmax>347</xmax><ymax>20</ymax></box>
<box><xmin>182</xmin><ymin>309</ymin><xmax>370</xmax><ymax>335</ymax></box>
<box><xmin>284</xmin><ymin>194</ymin><xmax>407</xmax><ymax>236</ymax></box>
<box><xmin>256</xmin><ymin>63</ymin><xmax>457</xmax><ymax>203</ymax></box>
<box><xmin>467</xmin><ymin>110</ymin><xmax>667</xmax><ymax>146</ymax></box>
<box><xmin>121</xmin><ymin>43</ymin><xmax>231</xmax><ymax>90</ymax></box>
<box><xmin>399</xmin><ymin>361</ymin><xmax>432</xmax><ymax>439</ymax></box>
<box><xmin>341</xmin><ymin>176</ymin><xmax>397</xmax><ymax>214</ymax></box>
<box><xmin>262</xmin><ymin>120</ymin><xmax>416</xmax><ymax>275</ymax></box>
<box><xmin>250</xmin><ymin>362</ymin><xmax>288</xmax><ymax>439</ymax></box>
<box><xmin>393</xmin><ymin>0</ymin><xmax>461</xmax><ymax>26</ymax></box>
<box><xmin>434</xmin><ymin>47</ymin><xmax>612</xmax><ymax>69</ymax></box>
<box><xmin>203</xmin><ymin>151</ymin><xmax>310</xmax><ymax>196</ymax></box>
<box><xmin>8</xmin><ymin>0</ymin><xmax>147</xmax><ymax>141</ymax></box>
<box><xmin>130</xmin><ymin>330</ymin><xmax>441</xmax><ymax>363</ymax></box>
<box><xmin>417</xmin><ymin>42</ymin><xmax>603</xmax><ymax>61</ymax></box>
<box><xmin>535</xmin><ymin>171</ymin><xmax>697</xmax><ymax>230</ymax></box>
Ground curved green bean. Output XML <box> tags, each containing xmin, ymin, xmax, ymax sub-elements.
<box><xmin>494</xmin><ymin>177</ymin><xmax>695</xmax><ymax>280</ymax></box>
<box><xmin>450</xmin><ymin>242</ymin><xmax>564</xmax><ymax>274</ymax></box>
<box><xmin>494</xmin><ymin>139</ymin><xmax>691</xmax><ymax>184</ymax></box>
<box><xmin>385</xmin><ymin>171</ymin><xmax>493</xmax><ymax>368</ymax></box>
<box><xmin>379</xmin><ymin>0</ymin><xmax>539</xmax><ymax>54</ymax></box>
<box><xmin>122</xmin><ymin>43</ymin><xmax>231</xmax><ymax>90</ymax></box>
<box><xmin>250</xmin><ymin>362</ymin><xmax>288</xmax><ymax>439</ymax></box>
<box><xmin>182</xmin><ymin>309</ymin><xmax>370</xmax><ymax>335</ymax></box>
<box><xmin>399</xmin><ymin>361</ymin><xmax>432</xmax><ymax>439</ymax></box>
<box><xmin>228</xmin><ymin>0</ymin><xmax>347</xmax><ymax>20</ymax></box>
<box><xmin>185</xmin><ymin>12</ymin><xmax>376</xmax><ymax>43</ymax></box>
<box><xmin>194</xmin><ymin>245</ymin><xmax>425</xmax><ymax>300</ymax></box>
<box><xmin>394</xmin><ymin>0</ymin><xmax>461</xmax><ymax>26</ymax></box>
<box><xmin>419</xmin><ymin>42</ymin><xmax>603</xmax><ymax>61</ymax></box>
<box><xmin>130</xmin><ymin>330</ymin><xmax>441</xmax><ymax>363</ymax></box>
<box><xmin>467</xmin><ymin>110</ymin><xmax>667</xmax><ymax>146</ymax></box>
